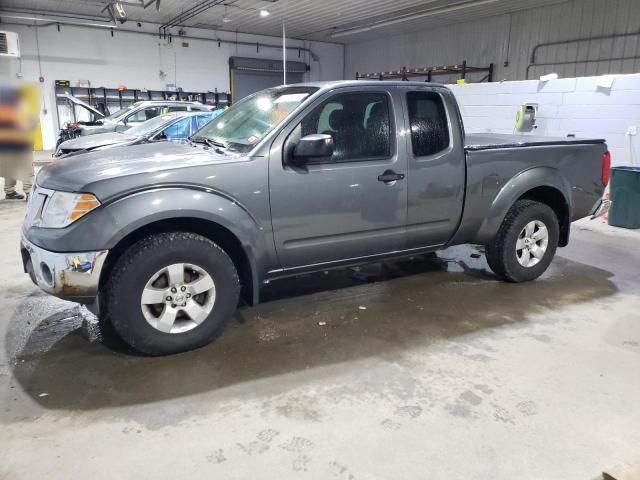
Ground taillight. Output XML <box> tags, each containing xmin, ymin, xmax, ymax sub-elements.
<box><xmin>601</xmin><ymin>150</ymin><xmax>611</xmax><ymax>186</ymax></box>
<box><xmin>67</xmin><ymin>122</ymin><xmax>78</xmax><ymax>129</ymax></box>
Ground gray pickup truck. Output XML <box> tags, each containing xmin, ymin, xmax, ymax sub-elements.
<box><xmin>21</xmin><ymin>81</ymin><xmax>610</xmax><ymax>355</ymax></box>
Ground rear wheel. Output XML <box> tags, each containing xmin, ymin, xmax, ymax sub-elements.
<box><xmin>486</xmin><ymin>199</ymin><xmax>559</xmax><ymax>282</ymax></box>
<box><xmin>105</xmin><ymin>232</ymin><xmax>239</xmax><ymax>355</ymax></box>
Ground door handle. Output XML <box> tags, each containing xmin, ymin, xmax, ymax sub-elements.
<box><xmin>378</xmin><ymin>170</ymin><xmax>405</xmax><ymax>183</ymax></box>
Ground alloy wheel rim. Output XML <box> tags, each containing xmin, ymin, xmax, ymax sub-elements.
<box><xmin>140</xmin><ymin>263</ymin><xmax>216</xmax><ymax>334</ymax></box>
<box><xmin>516</xmin><ymin>220</ymin><xmax>549</xmax><ymax>268</ymax></box>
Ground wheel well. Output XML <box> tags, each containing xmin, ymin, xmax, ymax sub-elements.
<box><xmin>100</xmin><ymin>218</ymin><xmax>255</xmax><ymax>305</ymax></box>
<box><xmin>519</xmin><ymin>186</ymin><xmax>570</xmax><ymax>246</ymax></box>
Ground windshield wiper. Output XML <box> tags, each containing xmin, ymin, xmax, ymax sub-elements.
<box><xmin>190</xmin><ymin>136</ymin><xmax>226</xmax><ymax>148</ymax></box>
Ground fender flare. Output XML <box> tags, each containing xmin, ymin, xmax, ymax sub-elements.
<box><xmin>98</xmin><ymin>187</ymin><xmax>269</xmax><ymax>305</ymax></box>
<box><xmin>472</xmin><ymin>167</ymin><xmax>573</xmax><ymax>245</ymax></box>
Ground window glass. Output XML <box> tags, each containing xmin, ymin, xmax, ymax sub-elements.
<box><xmin>193</xmin><ymin>113</ymin><xmax>214</xmax><ymax>130</ymax></box>
<box><xmin>407</xmin><ymin>91</ymin><xmax>450</xmax><ymax>157</ymax></box>
<box><xmin>126</xmin><ymin>114</ymin><xmax>177</xmax><ymax>136</ymax></box>
<box><xmin>104</xmin><ymin>105</ymin><xmax>132</xmax><ymax>122</ymax></box>
<box><xmin>294</xmin><ymin>92</ymin><xmax>391</xmax><ymax>162</ymax></box>
<box><xmin>127</xmin><ymin>106</ymin><xmax>161</xmax><ymax>123</ymax></box>
<box><xmin>162</xmin><ymin>117</ymin><xmax>191</xmax><ymax>140</ymax></box>
<box><xmin>316</xmin><ymin>102</ymin><xmax>343</xmax><ymax>134</ymax></box>
<box><xmin>194</xmin><ymin>87</ymin><xmax>317</xmax><ymax>153</ymax></box>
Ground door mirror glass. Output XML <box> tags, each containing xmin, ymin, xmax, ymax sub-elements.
<box><xmin>292</xmin><ymin>134</ymin><xmax>334</xmax><ymax>162</ymax></box>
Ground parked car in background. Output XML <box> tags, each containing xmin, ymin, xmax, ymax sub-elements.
<box><xmin>55</xmin><ymin>110</ymin><xmax>222</xmax><ymax>158</ymax></box>
<box><xmin>23</xmin><ymin>81</ymin><xmax>610</xmax><ymax>355</ymax></box>
<box><xmin>56</xmin><ymin>94</ymin><xmax>214</xmax><ymax>147</ymax></box>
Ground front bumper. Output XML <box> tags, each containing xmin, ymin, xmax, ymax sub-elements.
<box><xmin>21</xmin><ymin>235</ymin><xmax>108</xmax><ymax>304</ymax></box>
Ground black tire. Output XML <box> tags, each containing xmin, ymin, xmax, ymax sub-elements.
<box><xmin>105</xmin><ymin>232</ymin><xmax>240</xmax><ymax>355</ymax></box>
<box><xmin>486</xmin><ymin>199</ymin><xmax>559</xmax><ymax>283</ymax></box>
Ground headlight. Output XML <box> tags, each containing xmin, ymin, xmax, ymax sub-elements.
<box><xmin>40</xmin><ymin>192</ymin><xmax>101</xmax><ymax>228</ymax></box>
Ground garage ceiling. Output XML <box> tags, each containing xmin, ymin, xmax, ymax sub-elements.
<box><xmin>1</xmin><ymin>0</ymin><xmax>568</xmax><ymax>42</ymax></box>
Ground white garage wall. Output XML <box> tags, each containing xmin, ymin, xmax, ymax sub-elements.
<box><xmin>345</xmin><ymin>0</ymin><xmax>640</xmax><ymax>83</ymax></box>
<box><xmin>449</xmin><ymin>74</ymin><xmax>640</xmax><ymax>167</ymax></box>
<box><xmin>0</xmin><ymin>23</ymin><xmax>344</xmax><ymax>150</ymax></box>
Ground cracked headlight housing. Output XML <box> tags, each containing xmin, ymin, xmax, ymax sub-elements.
<box><xmin>40</xmin><ymin>192</ymin><xmax>101</xmax><ymax>228</ymax></box>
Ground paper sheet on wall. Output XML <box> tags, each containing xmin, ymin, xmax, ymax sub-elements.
<box><xmin>539</xmin><ymin>73</ymin><xmax>558</xmax><ymax>81</ymax></box>
<box><xmin>596</xmin><ymin>75</ymin><xmax>616</xmax><ymax>89</ymax></box>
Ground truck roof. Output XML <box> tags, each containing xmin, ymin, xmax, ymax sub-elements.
<box><xmin>132</xmin><ymin>100</ymin><xmax>204</xmax><ymax>106</ymax></box>
<box><xmin>280</xmin><ymin>80</ymin><xmax>447</xmax><ymax>90</ymax></box>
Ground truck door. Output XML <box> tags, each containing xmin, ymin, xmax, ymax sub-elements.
<box><xmin>269</xmin><ymin>87</ymin><xmax>408</xmax><ymax>270</ymax></box>
<box><xmin>402</xmin><ymin>88</ymin><xmax>466</xmax><ymax>248</ymax></box>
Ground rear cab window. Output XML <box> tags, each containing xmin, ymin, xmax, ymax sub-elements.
<box><xmin>406</xmin><ymin>91</ymin><xmax>450</xmax><ymax>157</ymax></box>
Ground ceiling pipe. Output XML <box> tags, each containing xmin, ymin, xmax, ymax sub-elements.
<box><xmin>158</xmin><ymin>0</ymin><xmax>226</xmax><ymax>38</ymax></box>
<box><xmin>0</xmin><ymin>12</ymin><xmax>117</xmax><ymax>29</ymax></box>
<box><xmin>530</xmin><ymin>32</ymin><xmax>640</xmax><ymax>64</ymax></box>
<box><xmin>1</xmin><ymin>7</ymin><xmax>114</xmax><ymax>23</ymax></box>
<box><xmin>0</xmin><ymin>16</ymin><xmax>320</xmax><ymax>61</ymax></box>
<box><xmin>331</xmin><ymin>0</ymin><xmax>502</xmax><ymax>38</ymax></box>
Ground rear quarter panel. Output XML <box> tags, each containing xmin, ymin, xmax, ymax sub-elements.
<box><xmin>450</xmin><ymin>142</ymin><xmax>607</xmax><ymax>246</ymax></box>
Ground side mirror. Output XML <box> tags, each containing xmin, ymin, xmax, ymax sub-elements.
<box><xmin>292</xmin><ymin>134</ymin><xmax>333</xmax><ymax>163</ymax></box>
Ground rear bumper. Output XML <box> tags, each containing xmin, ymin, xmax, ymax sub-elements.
<box><xmin>21</xmin><ymin>235</ymin><xmax>108</xmax><ymax>304</ymax></box>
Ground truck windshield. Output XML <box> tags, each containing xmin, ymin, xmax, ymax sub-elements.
<box><xmin>192</xmin><ymin>86</ymin><xmax>318</xmax><ymax>152</ymax></box>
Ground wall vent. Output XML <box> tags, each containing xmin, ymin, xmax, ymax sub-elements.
<box><xmin>0</xmin><ymin>31</ymin><xmax>20</xmax><ymax>57</ymax></box>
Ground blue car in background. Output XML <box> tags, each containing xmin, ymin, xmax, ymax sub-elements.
<box><xmin>55</xmin><ymin>110</ymin><xmax>223</xmax><ymax>158</ymax></box>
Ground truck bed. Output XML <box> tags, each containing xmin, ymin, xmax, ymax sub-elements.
<box><xmin>465</xmin><ymin>133</ymin><xmax>606</xmax><ymax>151</ymax></box>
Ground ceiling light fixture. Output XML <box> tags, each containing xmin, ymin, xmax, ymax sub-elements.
<box><xmin>222</xmin><ymin>6</ymin><xmax>232</xmax><ymax>22</ymax></box>
<box><xmin>259</xmin><ymin>9</ymin><xmax>270</xmax><ymax>17</ymax></box>
<box><xmin>331</xmin><ymin>0</ymin><xmax>501</xmax><ymax>38</ymax></box>
<box><xmin>114</xmin><ymin>2</ymin><xmax>127</xmax><ymax>19</ymax></box>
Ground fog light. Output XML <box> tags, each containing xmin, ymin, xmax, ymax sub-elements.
<box><xmin>40</xmin><ymin>262</ymin><xmax>53</xmax><ymax>286</ymax></box>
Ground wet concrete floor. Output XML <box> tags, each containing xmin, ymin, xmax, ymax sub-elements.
<box><xmin>1</xmin><ymin>200</ymin><xmax>639</xmax><ymax>479</ymax></box>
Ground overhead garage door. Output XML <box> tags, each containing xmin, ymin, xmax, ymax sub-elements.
<box><xmin>229</xmin><ymin>56</ymin><xmax>308</xmax><ymax>102</ymax></box>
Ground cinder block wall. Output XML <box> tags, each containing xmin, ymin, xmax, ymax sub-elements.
<box><xmin>449</xmin><ymin>74</ymin><xmax>640</xmax><ymax>167</ymax></box>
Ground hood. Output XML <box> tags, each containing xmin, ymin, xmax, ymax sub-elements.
<box><xmin>37</xmin><ymin>141</ymin><xmax>245</xmax><ymax>200</ymax></box>
<box><xmin>63</xmin><ymin>93</ymin><xmax>105</xmax><ymax>119</ymax></box>
<box><xmin>58</xmin><ymin>132</ymin><xmax>139</xmax><ymax>154</ymax></box>
<box><xmin>78</xmin><ymin>123</ymin><xmax>119</xmax><ymax>135</ymax></box>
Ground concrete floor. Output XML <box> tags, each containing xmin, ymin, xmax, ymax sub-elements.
<box><xmin>1</xmin><ymin>199</ymin><xmax>639</xmax><ymax>480</ymax></box>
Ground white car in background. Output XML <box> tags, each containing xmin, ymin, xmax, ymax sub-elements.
<box><xmin>55</xmin><ymin>110</ymin><xmax>222</xmax><ymax>158</ymax></box>
<box><xmin>56</xmin><ymin>94</ymin><xmax>214</xmax><ymax>147</ymax></box>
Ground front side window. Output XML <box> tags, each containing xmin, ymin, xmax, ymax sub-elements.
<box><xmin>104</xmin><ymin>105</ymin><xmax>134</xmax><ymax>122</ymax></box>
<box><xmin>407</xmin><ymin>91</ymin><xmax>450</xmax><ymax>157</ymax></box>
<box><xmin>162</xmin><ymin>117</ymin><xmax>191</xmax><ymax>140</ymax></box>
<box><xmin>291</xmin><ymin>92</ymin><xmax>392</xmax><ymax>162</ymax></box>
<box><xmin>127</xmin><ymin>106</ymin><xmax>161</xmax><ymax>123</ymax></box>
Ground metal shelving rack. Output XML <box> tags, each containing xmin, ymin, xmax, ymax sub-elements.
<box><xmin>356</xmin><ymin>60</ymin><xmax>494</xmax><ymax>83</ymax></box>
<box><xmin>54</xmin><ymin>83</ymin><xmax>231</xmax><ymax>130</ymax></box>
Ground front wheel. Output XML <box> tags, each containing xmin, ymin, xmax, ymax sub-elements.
<box><xmin>105</xmin><ymin>232</ymin><xmax>240</xmax><ymax>355</ymax></box>
<box><xmin>486</xmin><ymin>199</ymin><xmax>560</xmax><ymax>282</ymax></box>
